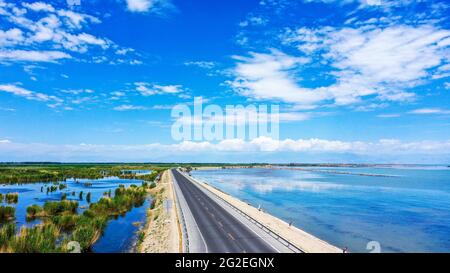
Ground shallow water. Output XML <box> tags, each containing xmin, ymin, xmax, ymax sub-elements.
<box><xmin>0</xmin><ymin>176</ymin><xmax>151</xmax><ymax>252</ymax></box>
<box><xmin>191</xmin><ymin>166</ymin><xmax>450</xmax><ymax>253</ymax></box>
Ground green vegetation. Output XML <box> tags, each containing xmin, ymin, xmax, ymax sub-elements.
<box><xmin>43</xmin><ymin>200</ymin><xmax>78</xmax><ymax>216</ymax></box>
<box><xmin>26</xmin><ymin>204</ymin><xmax>43</xmax><ymax>219</ymax></box>
<box><xmin>0</xmin><ymin>221</ymin><xmax>68</xmax><ymax>253</ymax></box>
<box><xmin>0</xmin><ymin>163</ymin><xmax>171</xmax><ymax>185</ymax></box>
<box><xmin>0</xmin><ymin>164</ymin><xmax>171</xmax><ymax>253</ymax></box>
<box><xmin>1</xmin><ymin>183</ymin><xmax>149</xmax><ymax>252</ymax></box>
<box><xmin>0</xmin><ymin>206</ymin><xmax>15</xmax><ymax>222</ymax></box>
<box><xmin>5</xmin><ymin>193</ymin><xmax>18</xmax><ymax>204</ymax></box>
<box><xmin>0</xmin><ymin>222</ymin><xmax>15</xmax><ymax>249</ymax></box>
<box><xmin>89</xmin><ymin>185</ymin><xmax>146</xmax><ymax>216</ymax></box>
<box><xmin>26</xmin><ymin>200</ymin><xmax>78</xmax><ymax>219</ymax></box>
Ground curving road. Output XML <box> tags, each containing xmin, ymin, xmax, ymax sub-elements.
<box><xmin>172</xmin><ymin>169</ymin><xmax>277</xmax><ymax>253</ymax></box>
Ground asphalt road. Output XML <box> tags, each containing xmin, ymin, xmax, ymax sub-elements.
<box><xmin>172</xmin><ymin>169</ymin><xmax>277</xmax><ymax>253</ymax></box>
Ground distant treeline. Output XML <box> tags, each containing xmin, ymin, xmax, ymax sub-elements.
<box><xmin>0</xmin><ymin>164</ymin><xmax>168</xmax><ymax>184</ymax></box>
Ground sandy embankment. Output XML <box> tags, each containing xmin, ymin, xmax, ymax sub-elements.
<box><xmin>140</xmin><ymin>170</ymin><xmax>180</xmax><ymax>253</ymax></box>
<box><xmin>191</xmin><ymin>176</ymin><xmax>342</xmax><ymax>253</ymax></box>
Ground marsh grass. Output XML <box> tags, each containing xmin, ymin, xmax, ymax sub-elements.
<box><xmin>5</xmin><ymin>193</ymin><xmax>18</xmax><ymax>204</ymax></box>
<box><xmin>26</xmin><ymin>204</ymin><xmax>43</xmax><ymax>219</ymax></box>
<box><xmin>0</xmin><ymin>206</ymin><xmax>15</xmax><ymax>222</ymax></box>
<box><xmin>13</xmin><ymin>184</ymin><xmax>148</xmax><ymax>252</ymax></box>
<box><xmin>43</xmin><ymin>200</ymin><xmax>78</xmax><ymax>216</ymax></box>
<box><xmin>8</xmin><ymin>224</ymin><xmax>62</xmax><ymax>253</ymax></box>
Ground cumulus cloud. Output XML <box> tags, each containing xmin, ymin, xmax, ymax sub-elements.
<box><xmin>228</xmin><ymin>49</ymin><xmax>324</xmax><ymax>105</ymax></box>
<box><xmin>230</xmin><ymin>24</ymin><xmax>450</xmax><ymax>106</ymax></box>
<box><xmin>0</xmin><ymin>1</ymin><xmax>138</xmax><ymax>64</ymax></box>
<box><xmin>22</xmin><ymin>2</ymin><xmax>55</xmax><ymax>13</ymax></box>
<box><xmin>0</xmin><ymin>28</ymin><xmax>24</xmax><ymax>46</ymax></box>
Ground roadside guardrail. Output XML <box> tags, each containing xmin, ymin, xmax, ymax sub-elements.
<box><xmin>181</xmin><ymin>171</ymin><xmax>305</xmax><ymax>253</ymax></box>
<box><xmin>170</xmin><ymin>170</ymin><xmax>190</xmax><ymax>253</ymax></box>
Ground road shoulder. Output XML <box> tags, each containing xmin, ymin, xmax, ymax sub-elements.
<box><xmin>187</xmin><ymin>173</ymin><xmax>342</xmax><ymax>253</ymax></box>
<box><xmin>139</xmin><ymin>170</ymin><xmax>180</xmax><ymax>253</ymax></box>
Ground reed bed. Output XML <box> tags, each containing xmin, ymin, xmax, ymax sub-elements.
<box><xmin>0</xmin><ymin>206</ymin><xmax>15</xmax><ymax>222</ymax></box>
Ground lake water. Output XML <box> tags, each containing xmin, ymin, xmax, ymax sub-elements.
<box><xmin>191</xmin><ymin>166</ymin><xmax>450</xmax><ymax>253</ymax></box>
<box><xmin>0</xmin><ymin>177</ymin><xmax>151</xmax><ymax>252</ymax></box>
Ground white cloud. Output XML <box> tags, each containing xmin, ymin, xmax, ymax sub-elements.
<box><xmin>125</xmin><ymin>0</ymin><xmax>174</xmax><ymax>14</ymax></box>
<box><xmin>0</xmin><ymin>28</ymin><xmax>24</xmax><ymax>46</ymax></box>
<box><xmin>0</xmin><ymin>106</ymin><xmax>15</xmax><ymax>112</ymax></box>
<box><xmin>61</xmin><ymin>89</ymin><xmax>95</xmax><ymax>95</ymax></box>
<box><xmin>228</xmin><ymin>49</ymin><xmax>324</xmax><ymax>105</ymax></box>
<box><xmin>304</xmin><ymin>0</ymin><xmax>411</xmax><ymax>9</ymax></box>
<box><xmin>113</xmin><ymin>104</ymin><xmax>147</xmax><ymax>111</ymax></box>
<box><xmin>1</xmin><ymin>137</ymin><xmax>450</xmax><ymax>162</ymax></box>
<box><xmin>184</xmin><ymin>61</ymin><xmax>216</xmax><ymax>69</ymax></box>
<box><xmin>0</xmin><ymin>83</ymin><xmax>62</xmax><ymax>102</ymax></box>
<box><xmin>135</xmin><ymin>82</ymin><xmax>185</xmax><ymax>96</ymax></box>
<box><xmin>0</xmin><ymin>139</ymin><xmax>11</xmax><ymax>144</ymax></box>
<box><xmin>0</xmin><ymin>49</ymin><xmax>71</xmax><ymax>62</ymax></box>
<box><xmin>126</xmin><ymin>0</ymin><xmax>154</xmax><ymax>12</ymax></box>
<box><xmin>0</xmin><ymin>1</ymin><xmax>134</xmax><ymax>64</ymax></box>
<box><xmin>409</xmin><ymin>108</ymin><xmax>450</xmax><ymax>115</ymax></box>
<box><xmin>240</xmin><ymin>16</ymin><xmax>269</xmax><ymax>27</ymax></box>
<box><xmin>236</xmin><ymin>24</ymin><xmax>450</xmax><ymax>106</ymax></box>
<box><xmin>110</xmin><ymin>91</ymin><xmax>126</xmax><ymax>97</ymax></box>
<box><xmin>115</xmin><ymin>48</ymin><xmax>134</xmax><ymax>55</ymax></box>
<box><xmin>22</xmin><ymin>2</ymin><xmax>55</xmax><ymax>13</ymax></box>
<box><xmin>377</xmin><ymin>113</ymin><xmax>400</xmax><ymax>118</ymax></box>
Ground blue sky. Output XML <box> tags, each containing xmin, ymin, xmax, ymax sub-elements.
<box><xmin>0</xmin><ymin>0</ymin><xmax>449</xmax><ymax>163</ymax></box>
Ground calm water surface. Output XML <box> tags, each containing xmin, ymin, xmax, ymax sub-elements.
<box><xmin>0</xmin><ymin>177</ymin><xmax>151</xmax><ymax>252</ymax></box>
<box><xmin>191</xmin><ymin>166</ymin><xmax>450</xmax><ymax>253</ymax></box>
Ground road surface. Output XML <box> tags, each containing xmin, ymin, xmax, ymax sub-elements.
<box><xmin>171</xmin><ymin>169</ymin><xmax>279</xmax><ymax>253</ymax></box>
